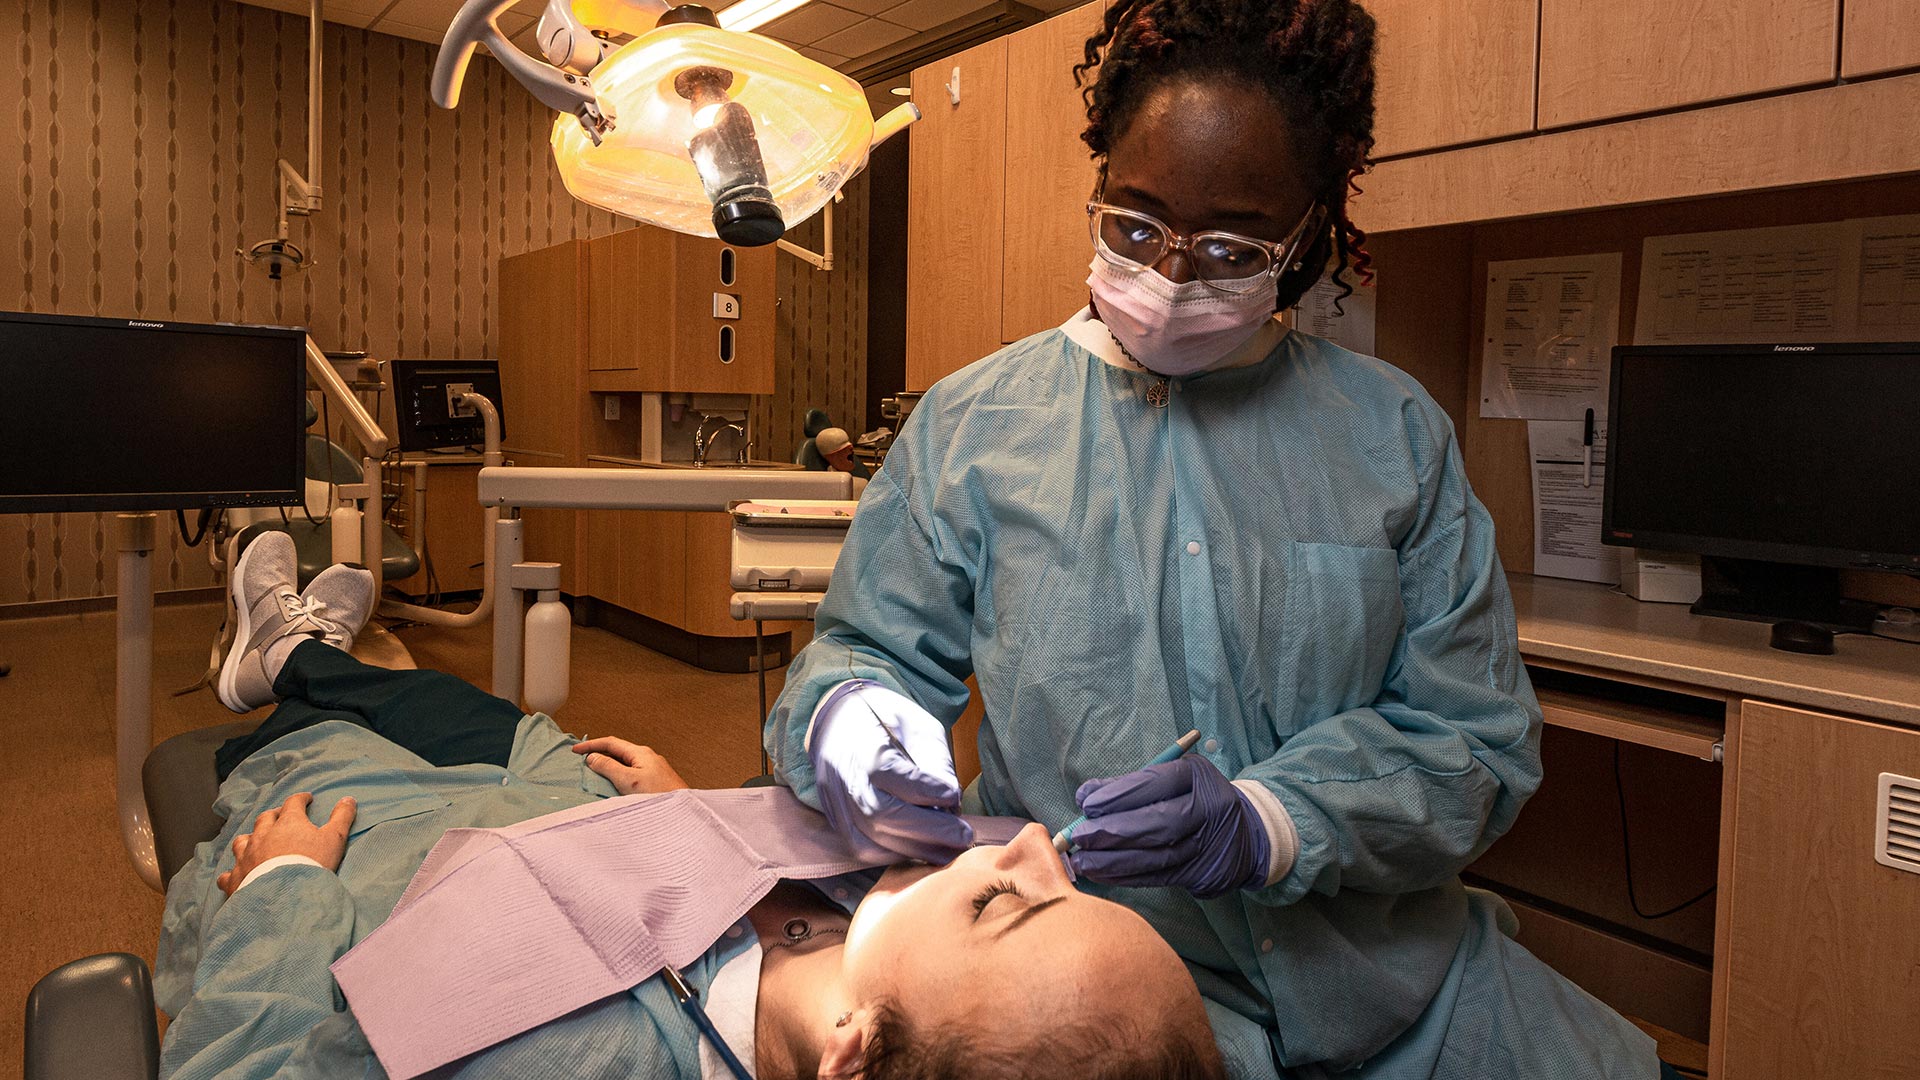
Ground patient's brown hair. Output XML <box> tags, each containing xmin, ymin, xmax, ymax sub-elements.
<box><xmin>844</xmin><ymin>1005</ymin><xmax>1228</xmax><ymax>1080</ymax></box>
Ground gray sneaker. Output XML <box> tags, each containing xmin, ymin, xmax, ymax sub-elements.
<box><xmin>302</xmin><ymin>562</ymin><xmax>377</xmax><ymax>651</ymax></box>
<box><xmin>216</xmin><ymin>532</ymin><xmax>341</xmax><ymax>713</ymax></box>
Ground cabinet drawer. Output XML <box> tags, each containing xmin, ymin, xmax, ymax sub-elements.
<box><xmin>1370</xmin><ymin>0</ymin><xmax>1538</xmax><ymax>156</ymax></box>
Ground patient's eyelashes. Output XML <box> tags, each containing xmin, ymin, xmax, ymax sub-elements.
<box><xmin>971</xmin><ymin>879</ymin><xmax>1024</xmax><ymax>921</ymax></box>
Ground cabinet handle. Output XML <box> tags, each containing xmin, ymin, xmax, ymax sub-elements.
<box><xmin>719</xmin><ymin>325</ymin><xmax>735</xmax><ymax>364</ymax></box>
<box><xmin>946</xmin><ymin>66</ymin><xmax>960</xmax><ymax>106</ymax></box>
<box><xmin>719</xmin><ymin>248</ymin><xmax>736</xmax><ymax>286</ymax></box>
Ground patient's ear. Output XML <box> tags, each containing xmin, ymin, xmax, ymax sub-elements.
<box><xmin>816</xmin><ymin>1005</ymin><xmax>878</xmax><ymax>1079</ymax></box>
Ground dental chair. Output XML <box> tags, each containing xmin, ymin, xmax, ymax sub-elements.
<box><xmin>25</xmin><ymin>722</ymin><xmax>245</xmax><ymax>1080</ymax></box>
<box><xmin>227</xmin><ymin>400</ymin><xmax>420</xmax><ymax>591</ymax></box>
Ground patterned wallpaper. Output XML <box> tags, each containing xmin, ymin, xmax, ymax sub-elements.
<box><xmin>0</xmin><ymin>0</ymin><xmax>868</xmax><ymax>606</ymax></box>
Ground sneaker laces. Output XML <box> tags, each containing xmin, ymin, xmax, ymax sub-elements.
<box><xmin>277</xmin><ymin>591</ymin><xmax>345</xmax><ymax>638</ymax></box>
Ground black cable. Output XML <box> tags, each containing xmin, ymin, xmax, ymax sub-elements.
<box><xmin>1614</xmin><ymin>741</ymin><xmax>1718</xmax><ymax>920</ymax></box>
<box><xmin>173</xmin><ymin>508</ymin><xmax>212</xmax><ymax>547</ymax></box>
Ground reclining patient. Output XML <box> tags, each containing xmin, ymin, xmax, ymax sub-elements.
<box><xmin>157</xmin><ymin>532</ymin><xmax>1225</xmax><ymax>1080</ymax></box>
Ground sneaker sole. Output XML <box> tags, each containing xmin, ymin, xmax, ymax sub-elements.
<box><xmin>216</xmin><ymin>538</ymin><xmax>268</xmax><ymax>713</ymax></box>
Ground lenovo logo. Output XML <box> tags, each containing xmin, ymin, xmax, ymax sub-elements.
<box><xmin>1771</xmin><ymin>345</ymin><xmax>1816</xmax><ymax>352</ymax></box>
<box><xmin>127</xmin><ymin>320</ymin><xmax>165</xmax><ymax>328</ymax></box>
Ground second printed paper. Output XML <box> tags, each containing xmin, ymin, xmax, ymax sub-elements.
<box><xmin>1480</xmin><ymin>253</ymin><xmax>1623</xmax><ymax>420</ymax></box>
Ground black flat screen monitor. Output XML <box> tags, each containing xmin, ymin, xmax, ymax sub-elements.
<box><xmin>1602</xmin><ymin>341</ymin><xmax>1920</xmax><ymax>625</ymax></box>
<box><xmin>388</xmin><ymin>360</ymin><xmax>505</xmax><ymax>452</ymax></box>
<box><xmin>0</xmin><ymin>312</ymin><xmax>307</xmax><ymax>514</ymax></box>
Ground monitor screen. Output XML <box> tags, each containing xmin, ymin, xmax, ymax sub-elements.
<box><xmin>388</xmin><ymin>360</ymin><xmax>505</xmax><ymax>452</ymax></box>
<box><xmin>0</xmin><ymin>312</ymin><xmax>307</xmax><ymax>514</ymax></box>
<box><xmin>1602</xmin><ymin>342</ymin><xmax>1920</xmax><ymax>573</ymax></box>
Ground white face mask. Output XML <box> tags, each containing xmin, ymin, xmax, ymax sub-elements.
<box><xmin>1087</xmin><ymin>256</ymin><xmax>1279</xmax><ymax>377</ymax></box>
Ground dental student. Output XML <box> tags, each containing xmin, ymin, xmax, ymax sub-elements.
<box><xmin>767</xmin><ymin>1</ymin><xmax>1665</xmax><ymax>1077</ymax></box>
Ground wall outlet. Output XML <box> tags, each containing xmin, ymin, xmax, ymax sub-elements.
<box><xmin>603</xmin><ymin>395</ymin><xmax>620</xmax><ymax>421</ymax></box>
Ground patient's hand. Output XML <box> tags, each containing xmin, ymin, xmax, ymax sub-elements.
<box><xmin>217</xmin><ymin>792</ymin><xmax>356</xmax><ymax>896</ymax></box>
<box><xmin>573</xmin><ymin>737</ymin><xmax>690</xmax><ymax>795</ymax></box>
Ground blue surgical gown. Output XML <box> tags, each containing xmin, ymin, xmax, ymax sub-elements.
<box><xmin>766</xmin><ymin>327</ymin><xmax>1658</xmax><ymax>1078</ymax></box>
<box><xmin>155</xmin><ymin>718</ymin><xmax>751</xmax><ymax>1080</ymax></box>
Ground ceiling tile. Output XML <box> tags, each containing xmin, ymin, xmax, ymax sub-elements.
<box><xmin>759</xmin><ymin>3</ymin><xmax>864</xmax><ymax>46</ymax></box>
<box><xmin>810</xmin><ymin>16</ymin><xmax>913</xmax><ymax>59</ymax></box>
<box><xmin>877</xmin><ymin>0</ymin><xmax>990</xmax><ymax>32</ymax></box>
<box><xmin>799</xmin><ymin>45</ymin><xmax>852</xmax><ymax>67</ymax></box>
<box><xmin>830</xmin><ymin>0</ymin><xmax>905</xmax><ymax>15</ymax></box>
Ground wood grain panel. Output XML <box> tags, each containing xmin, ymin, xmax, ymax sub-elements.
<box><xmin>1720</xmin><ymin>701</ymin><xmax>1920</xmax><ymax>1079</ymax></box>
<box><xmin>1369</xmin><ymin>0</ymin><xmax>1538</xmax><ymax>157</ymax></box>
<box><xmin>1843</xmin><ymin>0</ymin><xmax>1920</xmax><ymax>78</ymax></box>
<box><xmin>1358</xmin><ymin>74</ymin><xmax>1920</xmax><ymax>235</ymax></box>
<box><xmin>618</xmin><ymin>510</ymin><xmax>688</xmax><ymax>627</ymax></box>
<box><xmin>1538</xmin><ymin>0</ymin><xmax>1838</xmax><ymax>128</ymax></box>
<box><xmin>390</xmin><ymin>464</ymin><xmax>488</xmax><ymax>594</ymax></box>
<box><xmin>906</xmin><ymin>36</ymin><xmax>1008</xmax><ymax>391</ymax></box>
<box><xmin>1000</xmin><ymin>2</ymin><xmax>1106</xmax><ymax>343</ymax></box>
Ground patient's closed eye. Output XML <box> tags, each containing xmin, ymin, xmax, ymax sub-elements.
<box><xmin>971</xmin><ymin>879</ymin><xmax>1023</xmax><ymax>920</ymax></box>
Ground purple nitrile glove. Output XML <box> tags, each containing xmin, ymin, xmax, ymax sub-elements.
<box><xmin>1067</xmin><ymin>754</ymin><xmax>1271</xmax><ymax>899</ymax></box>
<box><xmin>806</xmin><ymin>680</ymin><xmax>974</xmax><ymax>864</ymax></box>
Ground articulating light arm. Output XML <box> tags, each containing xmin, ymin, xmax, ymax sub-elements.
<box><xmin>434</xmin><ymin>0</ymin><xmax>615</xmax><ymax>142</ymax></box>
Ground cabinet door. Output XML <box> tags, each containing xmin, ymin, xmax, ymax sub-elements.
<box><xmin>906</xmin><ymin>36</ymin><xmax>1007</xmax><ymax>391</ymax></box>
<box><xmin>585</xmin><ymin>229</ymin><xmax>674</xmax><ymax>374</ymax></box>
<box><xmin>1369</xmin><ymin>0</ymin><xmax>1538</xmax><ymax>157</ymax></box>
<box><xmin>1538</xmin><ymin>0</ymin><xmax>1838</xmax><ymax>128</ymax></box>
<box><xmin>1843</xmin><ymin>0</ymin><xmax>1920</xmax><ymax>78</ymax></box>
<box><xmin>1000</xmin><ymin>2</ymin><xmax>1107</xmax><ymax>344</ymax></box>
<box><xmin>665</xmin><ymin>236</ymin><xmax>776</xmax><ymax>395</ymax></box>
<box><xmin>1718</xmin><ymin>701</ymin><xmax>1920</xmax><ymax>1078</ymax></box>
<box><xmin>616</xmin><ymin>509</ymin><xmax>687</xmax><ymax>626</ymax></box>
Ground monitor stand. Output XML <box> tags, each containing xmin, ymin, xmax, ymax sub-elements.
<box><xmin>1692</xmin><ymin>556</ymin><xmax>1880</xmax><ymax>633</ymax></box>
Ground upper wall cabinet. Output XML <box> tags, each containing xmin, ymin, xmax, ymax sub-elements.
<box><xmin>584</xmin><ymin>227</ymin><xmax>775</xmax><ymax>395</ymax></box>
<box><xmin>1369</xmin><ymin>0</ymin><xmax>1538</xmax><ymax>157</ymax></box>
<box><xmin>906</xmin><ymin>35</ymin><xmax>1009</xmax><ymax>393</ymax></box>
<box><xmin>1843</xmin><ymin>0</ymin><xmax>1920</xmax><ymax>78</ymax></box>
<box><xmin>1000</xmin><ymin>2</ymin><xmax>1108</xmax><ymax>345</ymax></box>
<box><xmin>1538</xmin><ymin>0</ymin><xmax>1838</xmax><ymax>128</ymax></box>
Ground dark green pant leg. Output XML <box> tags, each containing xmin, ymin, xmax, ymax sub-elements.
<box><xmin>215</xmin><ymin>640</ymin><xmax>527</xmax><ymax>779</ymax></box>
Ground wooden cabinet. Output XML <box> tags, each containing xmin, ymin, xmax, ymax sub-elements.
<box><xmin>906</xmin><ymin>35</ymin><xmax>1008</xmax><ymax>391</ymax></box>
<box><xmin>1843</xmin><ymin>0</ymin><xmax>1920</xmax><ymax>78</ymax></box>
<box><xmin>1368</xmin><ymin>0</ymin><xmax>1538</xmax><ymax>157</ymax></box>
<box><xmin>1000</xmin><ymin>2</ymin><xmax>1107</xmax><ymax>344</ymax></box>
<box><xmin>498</xmin><ymin>239</ymin><xmax>587</xmax><ymax>591</ymax></box>
<box><xmin>1716</xmin><ymin>701</ymin><xmax>1920</xmax><ymax>1079</ymax></box>
<box><xmin>584</xmin><ymin>227</ymin><xmax>775</xmax><ymax>394</ymax></box>
<box><xmin>1538</xmin><ymin>0</ymin><xmax>1838</xmax><ymax>128</ymax></box>
<box><xmin>389</xmin><ymin>463</ymin><xmax>488</xmax><ymax>595</ymax></box>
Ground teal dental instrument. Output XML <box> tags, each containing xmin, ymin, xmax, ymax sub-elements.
<box><xmin>1052</xmin><ymin>729</ymin><xmax>1203</xmax><ymax>854</ymax></box>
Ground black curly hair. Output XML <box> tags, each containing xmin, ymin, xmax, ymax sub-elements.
<box><xmin>1072</xmin><ymin>0</ymin><xmax>1377</xmax><ymax>311</ymax></box>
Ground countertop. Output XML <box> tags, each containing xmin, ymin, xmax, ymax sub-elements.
<box><xmin>1509</xmin><ymin>574</ymin><xmax>1920</xmax><ymax>727</ymax></box>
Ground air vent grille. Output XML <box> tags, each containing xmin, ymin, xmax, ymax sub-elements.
<box><xmin>1876</xmin><ymin>772</ymin><xmax>1920</xmax><ymax>875</ymax></box>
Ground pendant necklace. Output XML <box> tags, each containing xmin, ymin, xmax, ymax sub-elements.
<box><xmin>767</xmin><ymin>917</ymin><xmax>847</xmax><ymax>950</ymax></box>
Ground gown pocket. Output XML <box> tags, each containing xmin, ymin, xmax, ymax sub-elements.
<box><xmin>1279</xmin><ymin>540</ymin><xmax>1406</xmax><ymax>721</ymax></box>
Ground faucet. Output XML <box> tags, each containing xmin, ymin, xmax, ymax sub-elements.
<box><xmin>692</xmin><ymin>413</ymin><xmax>750</xmax><ymax>466</ymax></box>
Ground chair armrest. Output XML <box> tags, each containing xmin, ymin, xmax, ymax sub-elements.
<box><xmin>24</xmin><ymin>953</ymin><xmax>160</xmax><ymax>1080</ymax></box>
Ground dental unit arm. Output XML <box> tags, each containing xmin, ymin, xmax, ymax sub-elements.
<box><xmin>432</xmin><ymin>0</ymin><xmax>919</xmax><ymax>249</ymax></box>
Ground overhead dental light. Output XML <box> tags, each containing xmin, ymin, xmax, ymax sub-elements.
<box><xmin>432</xmin><ymin>0</ymin><xmax>919</xmax><ymax>248</ymax></box>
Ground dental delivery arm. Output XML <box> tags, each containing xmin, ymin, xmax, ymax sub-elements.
<box><xmin>159</xmin><ymin>865</ymin><xmax>358</xmax><ymax>1080</ymax></box>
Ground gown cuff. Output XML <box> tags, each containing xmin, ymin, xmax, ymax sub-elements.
<box><xmin>803</xmin><ymin>679</ymin><xmax>877</xmax><ymax>754</ymax></box>
<box><xmin>234</xmin><ymin>854</ymin><xmax>326</xmax><ymax>893</ymax></box>
<box><xmin>1231</xmin><ymin>779</ymin><xmax>1299</xmax><ymax>888</ymax></box>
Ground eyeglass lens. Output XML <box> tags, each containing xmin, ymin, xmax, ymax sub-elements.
<box><xmin>1095</xmin><ymin>208</ymin><xmax>1273</xmax><ymax>283</ymax></box>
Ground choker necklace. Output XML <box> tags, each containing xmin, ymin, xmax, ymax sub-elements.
<box><xmin>1111</xmin><ymin>336</ymin><xmax>1172</xmax><ymax>408</ymax></box>
<box><xmin>767</xmin><ymin>917</ymin><xmax>846</xmax><ymax>950</ymax></box>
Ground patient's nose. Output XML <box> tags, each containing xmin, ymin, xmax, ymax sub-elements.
<box><xmin>996</xmin><ymin>823</ymin><xmax>1072</xmax><ymax>888</ymax></box>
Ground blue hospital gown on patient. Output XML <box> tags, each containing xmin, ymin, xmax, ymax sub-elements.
<box><xmin>154</xmin><ymin>718</ymin><xmax>753</xmax><ymax>1080</ymax></box>
<box><xmin>766</xmin><ymin>326</ymin><xmax>1658</xmax><ymax>1079</ymax></box>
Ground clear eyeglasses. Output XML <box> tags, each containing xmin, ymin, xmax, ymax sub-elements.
<box><xmin>1087</xmin><ymin>200</ymin><xmax>1325</xmax><ymax>294</ymax></box>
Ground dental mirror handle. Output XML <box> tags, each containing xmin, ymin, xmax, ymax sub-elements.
<box><xmin>1052</xmin><ymin>729</ymin><xmax>1203</xmax><ymax>854</ymax></box>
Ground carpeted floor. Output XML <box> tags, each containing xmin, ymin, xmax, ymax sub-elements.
<box><xmin>0</xmin><ymin>599</ymin><xmax>788</xmax><ymax>1078</ymax></box>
